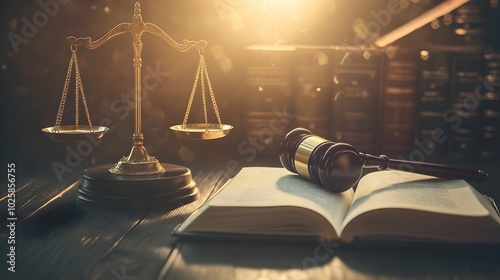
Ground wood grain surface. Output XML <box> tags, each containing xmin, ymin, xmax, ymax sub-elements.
<box><xmin>1</xmin><ymin>157</ymin><xmax>499</xmax><ymax>280</ymax></box>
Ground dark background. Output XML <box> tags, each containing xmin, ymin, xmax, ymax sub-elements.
<box><xmin>1</xmin><ymin>0</ymin><xmax>499</xmax><ymax>190</ymax></box>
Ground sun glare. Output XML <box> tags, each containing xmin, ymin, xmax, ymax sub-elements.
<box><xmin>249</xmin><ymin>0</ymin><xmax>333</xmax><ymax>45</ymax></box>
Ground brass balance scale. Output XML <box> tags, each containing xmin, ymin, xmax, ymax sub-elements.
<box><xmin>41</xmin><ymin>2</ymin><xmax>232</xmax><ymax>209</ymax></box>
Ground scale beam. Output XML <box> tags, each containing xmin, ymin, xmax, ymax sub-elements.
<box><xmin>66</xmin><ymin>4</ymin><xmax>206</xmax><ymax>53</ymax></box>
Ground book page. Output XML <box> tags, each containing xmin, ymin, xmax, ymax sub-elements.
<box><xmin>340</xmin><ymin>170</ymin><xmax>489</xmax><ymax>233</ymax></box>
<box><xmin>209</xmin><ymin>167</ymin><xmax>354</xmax><ymax>233</ymax></box>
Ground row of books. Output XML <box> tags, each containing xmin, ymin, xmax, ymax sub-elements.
<box><xmin>239</xmin><ymin>45</ymin><xmax>500</xmax><ymax>163</ymax></box>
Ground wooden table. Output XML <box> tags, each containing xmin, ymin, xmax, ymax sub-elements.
<box><xmin>2</xmin><ymin>156</ymin><xmax>500</xmax><ymax>280</ymax></box>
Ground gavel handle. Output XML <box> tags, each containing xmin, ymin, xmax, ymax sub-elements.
<box><xmin>360</xmin><ymin>153</ymin><xmax>489</xmax><ymax>183</ymax></box>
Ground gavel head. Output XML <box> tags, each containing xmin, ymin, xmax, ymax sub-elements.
<box><xmin>279</xmin><ymin>128</ymin><xmax>364</xmax><ymax>193</ymax></box>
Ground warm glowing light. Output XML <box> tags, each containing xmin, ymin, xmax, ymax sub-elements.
<box><xmin>219</xmin><ymin>58</ymin><xmax>232</xmax><ymax>73</ymax></box>
<box><xmin>363</xmin><ymin>51</ymin><xmax>371</xmax><ymax>60</ymax></box>
<box><xmin>312</xmin><ymin>51</ymin><xmax>329</xmax><ymax>66</ymax></box>
<box><xmin>443</xmin><ymin>13</ymin><xmax>453</xmax><ymax>25</ymax></box>
<box><xmin>455</xmin><ymin>28</ymin><xmax>467</xmax><ymax>35</ymax></box>
<box><xmin>420</xmin><ymin>50</ymin><xmax>430</xmax><ymax>60</ymax></box>
<box><xmin>353</xmin><ymin>18</ymin><xmax>368</xmax><ymax>40</ymax></box>
<box><xmin>210</xmin><ymin>45</ymin><xmax>232</xmax><ymax>73</ymax></box>
<box><xmin>256</xmin><ymin>0</ymin><xmax>301</xmax><ymax>45</ymax></box>
<box><xmin>431</xmin><ymin>19</ymin><xmax>440</xmax><ymax>29</ymax></box>
<box><xmin>251</xmin><ymin>0</ymin><xmax>326</xmax><ymax>45</ymax></box>
<box><xmin>333</xmin><ymin>76</ymin><xmax>339</xmax><ymax>85</ymax></box>
<box><xmin>375</xmin><ymin>0</ymin><xmax>469</xmax><ymax>47</ymax></box>
<box><xmin>211</xmin><ymin>45</ymin><xmax>225</xmax><ymax>60</ymax></box>
<box><xmin>221</xmin><ymin>0</ymin><xmax>336</xmax><ymax>45</ymax></box>
<box><xmin>104</xmin><ymin>6</ymin><xmax>111</xmax><ymax>13</ymax></box>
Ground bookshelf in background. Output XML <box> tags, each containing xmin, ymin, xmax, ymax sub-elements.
<box><xmin>293</xmin><ymin>46</ymin><xmax>333</xmax><ymax>138</ymax></box>
<box><xmin>238</xmin><ymin>45</ymin><xmax>498</xmax><ymax>161</ymax></box>
<box><xmin>241</xmin><ymin>45</ymin><xmax>295</xmax><ymax>154</ymax></box>
<box><xmin>410</xmin><ymin>0</ymin><xmax>489</xmax><ymax>163</ymax></box>
<box><xmin>330</xmin><ymin>47</ymin><xmax>381</xmax><ymax>153</ymax></box>
<box><xmin>379</xmin><ymin>47</ymin><xmax>418</xmax><ymax>155</ymax></box>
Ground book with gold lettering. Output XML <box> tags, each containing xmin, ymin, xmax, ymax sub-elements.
<box><xmin>174</xmin><ymin>167</ymin><xmax>500</xmax><ymax>244</ymax></box>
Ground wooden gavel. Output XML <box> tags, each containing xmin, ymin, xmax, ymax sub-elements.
<box><xmin>279</xmin><ymin>128</ymin><xmax>489</xmax><ymax>193</ymax></box>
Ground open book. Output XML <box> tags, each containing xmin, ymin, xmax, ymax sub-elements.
<box><xmin>175</xmin><ymin>167</ymin><xmax>500</xmax><ymax>244</ymax></box>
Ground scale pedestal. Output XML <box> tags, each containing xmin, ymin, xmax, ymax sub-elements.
<box><xmin>42</xmin><ymin>2</ymin><xmax>232</xmax><ymax>209</ymax></box>
<box><xmin>79</xmin><ymin>164</ymin><xmax>198</xmax><ymax>210</ymax></box>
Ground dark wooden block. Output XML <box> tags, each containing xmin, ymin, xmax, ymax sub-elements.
<box><xmin>79</xmin><ymin>164</ymin><xmax>199</xmax><ymax>210</ymax></box>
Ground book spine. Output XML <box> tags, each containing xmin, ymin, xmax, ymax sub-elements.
<box><xmin>330</xmin><ymin>49</ymin><xmax>380</xmax><ymax>153</ymax></box>
<box><xmin>242</xmin><ymin>47</ymin><xmax>294</xmax><ymax>154</ymax></box>
<box><xmin>293</xmin><ymin>48</ymin><xmax>332</xmax><ymax>138</ymax></box>
<box><xmin>480</xmin><ymin>50</ymin><xmax>500</xmax><ymax>161</ymax></box>
<box><xmin>414</xmin><ymin>50</ymin><xmax>452</xmax><ymax>161</ymax></box>
<box><xmin>379</xmin><ymin>48</ymin><xmax>418</xmax><ymax>154</ymax></box>
<box><xmin>448</xmin><ymin>52</ymin><xmax>485</xmax><ymax>161</ymax></box>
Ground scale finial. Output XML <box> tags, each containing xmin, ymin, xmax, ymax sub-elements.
<box><xmin>134</xmin><ymin>2</ymin><xmax>141</xmax><ymax>17</ymax></box>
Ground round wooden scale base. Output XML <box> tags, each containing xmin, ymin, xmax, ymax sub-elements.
<box><xmin>78</xmin><ymin>163</ymin><xmax>199</xmax><ymax>210</ymax></box>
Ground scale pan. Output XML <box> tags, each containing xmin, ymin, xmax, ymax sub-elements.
<box><xmin>42</xmin><ymin>125</ymin><xmax>109</xmax><ymax>142</ymax></box>
<box><xmin>170</xmin><ymin>123</ymin><xmax>233</xmax><ymax>140</ymax></box>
